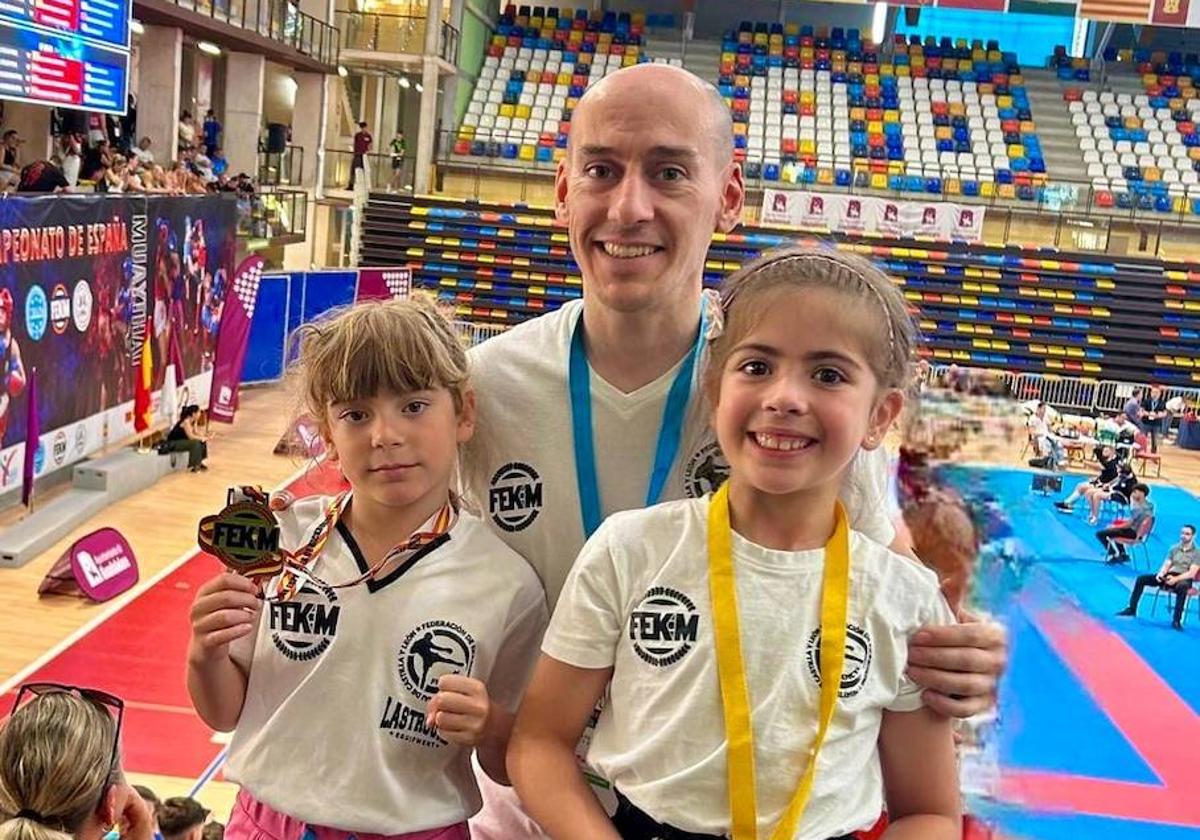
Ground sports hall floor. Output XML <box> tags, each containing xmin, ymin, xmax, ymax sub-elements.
<box><xmin>1</xmin><ymin>383</ymin><xmax>1198</xmax><ymax>839</ymax></box>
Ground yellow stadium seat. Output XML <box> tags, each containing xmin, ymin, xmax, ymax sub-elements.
<box><xmin>870</xmin><ymin>172</ymin><xmax>887</xmax><ymax>190</ymax></box>
<box><xmin>1144</xmin><ymin>166</ymin><xmax>1161</xmax><ymax>181</ymax></box>
<box><xmin>1124</xmin><ymin>116</ymin><xmax>1142</xmax><ymax>130</ymax></box>
<box><xmin>880</xmin><ymin>64</ymin><xmax>894</xmax><ymax>77</ymax></box>
<box><xmin>865</xmin><ymin>73</ymin><xmax>880</xmax><ymax>86</ymax></box>
<box><xmin>499</xmin><ymin>103</ymin><xmax>515</xmax><ymax>118</ymax></box>
<box><xmin>945</xmin><ymin>179</ymin><xmax>961</xmax><ymax>196</ymax></box>
<box><xmin>817</xmin><ymin>168</ymin><xmax>834</xmax><ymax>185</ymax></box>
<box><xmin>884</xmin><ymin>109</ymin><xmax>900</xmax><ymax>123</ymax></box>
<box><xmin>997</xmin><ymin>95</ymin><xmax>1013</xmax><ymax>109</ymax></box>
<box><xmin>732</xmin><ymin>123</ymin><xmax>747</xmax><ymax>136</ymax></box>
<box><xmin>998</xmin><ymin>183</ymin><xmax>1016</xmax><ymax>199</ymax></box>
<box><xmin>895</xmin><ymin>64</ymin><xmax>910</xmax><ymax>77</ymax></box>
<box><xmin>558</xmin><ymin>72</ymin><xmax>572</xmax><ymax>85</ymax></box>
<box><xmin>519</xmin><ymin>144</ymin><xmax>536</xmax><ymax>161</ymax></box>
<box><xmin>935</xmin><ymin>126</ymin><xmax>953</xmax><ymax>141</ymax></box>
<box><xmin>1007</xmin><ymin>144</ymin><xmax>1025</xmax><ymax>159</ymax></box>
<box><xmin>868</xmin><ymin>120</ymin><xmax>883</xmax><ymax>134</ymax></box>
<box><xmin>515</xmin><ymin>104</ymin><xmax>531</xmax><ymax>119</ymax></box>
<box><xmin>553</xmin><ymin>147</ymin><xmax>566</xmax><ymax>162</ymax></box>
<box><xmin>799</xmin><ymin>139</ymin><xmax>816</xmax><ymax>155</ymax></box>
<box><xmin>1143</xmin><ymin>73</ymin><xmax>1158</xmax><ymax>86</ymax></box>
<box><xmin>850</xmin><ymin>107</ymin><xmax>867</xmax><ymax>121</ymax></box>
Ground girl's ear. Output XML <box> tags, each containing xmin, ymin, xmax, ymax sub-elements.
<box><xmin>864</xmin><ymin>389</ymin><xmax>904</xmax><ymax>450</ymax></box>
<box><xmin>457</xmin><ymin>388</ymin><xmax>477</xmax><ymax>444</ymax></box>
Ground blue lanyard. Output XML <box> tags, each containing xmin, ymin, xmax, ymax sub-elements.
<box><xmin>568</xmin><ymin>307</ymin><xmax>706</xmax><ymax>538</ymax></box>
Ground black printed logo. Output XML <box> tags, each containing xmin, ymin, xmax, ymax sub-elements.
<box><xmin>629</xmin><ymin>587</ymin><xmax>699</xmax><ymax>667</ymax></box>
<box><xmin>489</xmin><ymin>461</ymin><xmax>543</xmax><ymax>531</ymax></box>
<box><xmin>805</xmin><ymin>624</ymin><xmax>873</xmax><ymax>698</ymax></box>
<box><xmin>684</xmin><ymin>441</ymin><xmax>729</xmax><ymax>499</ymax></box>
<box><xmin>269</xmin><ymin>582</ymin><xmax>341</xmax><ymax>661</ymax></box>
<box><xmin>397</xmin><ymin>620</ymin><xmax>476</xmax><ymax>702</ymax></box>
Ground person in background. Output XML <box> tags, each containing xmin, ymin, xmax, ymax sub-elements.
<box><xmin>1095</xmin><ymin>483</ymin><xmax>1153</xmax><ymax>564</ymax></box>
<box><xmin>1054</xmin><ymin>444</ymin><xmax>1123</xmax><ymax>525</ymax></box>
<box><xmin>202</xmin><ymin>110</ymin><xmax>221</xmax><ymax>158</ymax></box>
<box><xmin>0</xmin><ymin>130</ymin><xmax>22</xmax><ymax>190</ymax></box>
<box><xmin>210</xmin><ymin>147</ymin><xmax>228</xmax><ymax>178</ymax></box>
<box><xmin>157</xmin><ymin>798</ymin><xmax>209</xmax><ymax>840</ymax></box>
<box><xmin>17</xmin><ymin>159</ymin><xmax>70</xmax><ymax>193</ymax></box>
<box><xmin>60</xmin><ymin>133</ymin><xmax>83</xmax><ymax>186</ymax></box>
<box><xmin>389</xmin><ymin>130</ymin><xmax>407</xmax><ymax>190</ymax></box>
<box><xmin>163</xmin><ymin>404</ymin><xmax>210</xmax><ymax>472</ymax></box>
<box><xmin>0</xmin><ymin>683</ymin><xmax>153</xmax><ymax>840</ymax></box>
<box><xmin>178</xmin><ymin>111</ymin><xmax>196</xmax><ymax>154</ymax></box>
<box><xmin>81</xmin><ymin>140</ymin><xmax>113</xmax><ymax>182</ymax></box>
<box><xmin>133</xmin><ymin>137</ymin><xmax>156</xmax><ymax>167</ymax></box>
<box><xmin>1118</xmin><ymin>524</ymin><xmax>1199</xmax><ymax>631</ymax></box>
<box><xmin>1123</xmin><ymin>388</ymin><xmax>1145</xmax><ymax>432</ymax></box>
<box><xmin>1140</xmin><ymin>384</ymin><xmax>1169</xmax><ymax>453</ymax></box>
<box><xmin>200</xmin><ymin>824</ymin><xmax>223</xmax><ymax>840</ymax></box>
<box><xmin>349</xmin><ymin>121</ymin><xmax>372</xmax><ymax>189</ymax></box>
<box><xmin>132</xmin><ymin>786</ymin><xmax>163</xmax><ymax>840</ymax></box>
<box><xmin>1027</xmin><ymin>402</ymin><xmax>1064</xmax><ymax>469</ymax></box>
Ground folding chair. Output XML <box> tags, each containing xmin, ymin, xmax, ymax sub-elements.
<box><xmin>1132</xmin><ymin>433</ymin><xmax>1163</xmax><ymax>477</ymax></box>
<box><xmin>1151</xmin><ymin>583</ymin><xmax>1199</xmax><ymax>626</ymax></box>
<box><xmin>1112</xmin><ymin>515</ymin><xmax>1155</xmax><ymax>570</ymax></box>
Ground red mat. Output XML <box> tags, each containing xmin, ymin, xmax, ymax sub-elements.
<box><xmin>0</xmin><ymin>463</ymin><xmax>346</xmax><ymax>781</ymax></box>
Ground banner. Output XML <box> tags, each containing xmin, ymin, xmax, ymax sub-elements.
<box><xmin>356</xmin><ymin>267</ymin><xmax>412</xmax><ymax>302</ymax></box>
<box><xmin>1150</xmin><ymin>0</ymin><xmax>1200</xmax><ymax>25</ymax></box>
<box><xmin>938</xmin><ymin>0</ymin><xmax>1006</xmax><ymax>9</ymax></box>
<box><xmin>1078</xmin><ymin>0</ymin><xmax>1153</xmax><ymax>22</ymax></box>
<box><xmin>0</xmin><ymin>193</ymin><xmax>237</xmax><ymax>493</ymax></box>
<box><xmin>760</xmin><ymin>189</ymin><xmax>986</xmax><ymax>243</ymax></box>
<box><xmin>209</xmin><ymin>255</ymin><xmax>265</xmax><ymax>424</ymax></box>
<box><xmin>37</xmin><ymin>527</ymin><xmax>139</xmax><ymax>602</ymax></box>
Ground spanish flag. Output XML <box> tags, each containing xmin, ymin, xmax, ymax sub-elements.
<box><xmin>134</xmin><ymin>332</ymin><xmax>153</xmax><ymax>433</ymax></box>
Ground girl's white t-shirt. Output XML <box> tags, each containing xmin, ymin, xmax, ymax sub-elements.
<box><xmin>543</xmin><ymin>496</ymin><xmax>955</xmax><ymax>839</ymax></box>
<box><xmin>224</xmin><ymin>495</ymin><xmax>548</xmax><ymax>833</ymax></box>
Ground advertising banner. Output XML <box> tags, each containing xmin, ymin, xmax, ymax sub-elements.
<box><xmin>209</xmin><ymin>255</ymin><xmax>265</xmax><ymax>423</ymax></box>
<box><xmin>760</xmin><ymin>189</ymin><xmax>986</xmax><ymax>242</ymax></box>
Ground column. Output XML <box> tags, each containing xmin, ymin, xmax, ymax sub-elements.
<box><xmin>292</xmin><ymin>71</ymin><xmax>328</xmax><ymax>187</ymax></box>
<box><xmin>223</xmin><ymin>52</ymin><xmax>266</xmax><ymax>178</ymax></box>
<box><xmin>414</xmin><ymin>0</ymin><xmax>444</xmax><ymax>193</ymax></box>
<box><xmin>137</xmin><ymin>25</ymin><xmax>182</xmax><ymax>161</ymax></box>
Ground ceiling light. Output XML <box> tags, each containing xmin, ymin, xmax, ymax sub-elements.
<box><xmin>197</xmin><ymin>41</ymin><xmax>221</xmax><ymax>56</ymax></box>
<box><xmin>415</xmin><ymin>82</ymin><xmax>423</xmax><ymax>92</ymax></box>
<box><xmin>131</xmin><ymin>19</ymin><xmax>144</xmax><ymax>35</ymax></box>
<box><xmin>399</xmin><ymin>76</ymin><xmax>411</xmax><ymax>89</ymax></box>
<box><xmin>337</xmin><ymin>65</ymin><xmax>348</xmax><ymax>77</ymax></box>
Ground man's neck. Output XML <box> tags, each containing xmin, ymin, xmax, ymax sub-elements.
<box><xmin>581</xmin><ymin>293</ymin><xmax>703</xmax><ymax>393</ymax></box>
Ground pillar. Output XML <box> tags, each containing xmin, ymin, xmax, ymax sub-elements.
<box><xmin>293</xmin><ymin>71</ymin><xmax>328</xmax><ymax>187</ymax></box>
<box><xmin>223</xmin><ymin>51</ymin><xmax>266</xmax><ymax>178</ymax></box>
<box><xmin>415</xmin><ymin>0</ymin><xmax>444</xmax><ymax>193</ymax></box>
<box><xmin>137</xmin><ymin>25</ymin><xmax>182</xmax><ymax>161</ymax></box>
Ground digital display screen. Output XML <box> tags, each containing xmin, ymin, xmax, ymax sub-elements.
<box><xmin>0</xmin><ymin>0</ymin><xmax>130</xmax><ymax>50</ymax></box>
<box><xmin>0</xmin><ymin>22</ymin><xmax>128</xmax><ymax>113</ymax></box>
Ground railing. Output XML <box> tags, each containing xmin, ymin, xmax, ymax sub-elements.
<box><xmin>257</xmin><ymin>145</ymin><xmax>303</xmax><ymax>186</ymax></box>
<box><xmin>336</xmin><ymin>11</ymin><xmax>458</xmax><ymax>62</ymax></box>
<box><xmin>323</xmin><ymin>149</ymin><xmax>413</xmax><ymax>193</ymax></box>
<box><xmin>932</xmin><ymin>366</ymin><xmax>1200</xmax><ymax>415</ymax></box>
<box><xmin>239</xmin><ymin>187</ymin><xmax>308</xmax><ymax>240</ymax></box>
<box><xmin>165</xmin><ymin>0</ymin><xmax>339</xmax><ymax>66</ymax></box>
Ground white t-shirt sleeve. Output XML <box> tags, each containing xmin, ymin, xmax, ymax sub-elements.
<box><xmin>541</xmin><ymin>522</ymin><xmax>625</xmax><ymax>670</ymax></box>
<box><xmin>887</xmin><ymin>587</ymin><xmax>958</xmax><ymax>713</ymax></box>
<box><xmin>844</xmin><ymin>447</ymin><xmax>897</xmax><ymax>547</ymax></box>
<box><xmin>486</xmin><ymin>587</ymin><xmax>550</xmax><ymax>713</ymax></box>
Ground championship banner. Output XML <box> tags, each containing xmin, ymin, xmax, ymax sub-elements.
<box><xmin>0</xmin><ymin>194</ymin><xmax>237</xmax><ymax>493</ymax></box>
<box><xmin>760</xmin><ymin>189</ymin><xmax>986</xmax><ymax>243</ymax></box>
<box><xmin>1151</xmin><ymin>0</ymin><xmax>1200</xmax><ymax>26</ymax></box>
<box><xmin>356</xmin><ymin>267</ymin><xmax>412</xmax><ymax>302</ymax></box>
<box><xmin>208</xmin><ymin>255</ymin><xmax>265</xmax><ymax>424</ymax></box>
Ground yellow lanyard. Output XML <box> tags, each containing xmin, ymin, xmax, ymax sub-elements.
<box><xmin>707</xmin><ymin>483</ymin><xmax>851</xmax><ymax>840</ymax></box>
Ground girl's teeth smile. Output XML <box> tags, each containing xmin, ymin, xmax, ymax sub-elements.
<box><xmin>752</xmin><ymin>432</ymin><xmax>813</xmax><ymax>452</ymax></box>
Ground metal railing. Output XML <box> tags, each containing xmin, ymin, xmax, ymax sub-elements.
<box><xmin>166</xmin><ymin>0</ymin><xmax>339</xmax><ymax>66</ymax></box>
<box><xmin>323</xmin><ymin>149</ymin><xmax>413</xmax><ymax>192</ymax></box>
<box><xmin>257</xmin><ymin>145</ymin><xmax>303</xmax><ymax>186</ymax></box>
<box><xmin>239</xmin><ymin>187</ymin><xmax>308</xmax><ymax>240</ymax></box>
<box><xmin>336</xmin><ymin>11</ymin><xmax>458</xmax><ymax>63</ymax></box>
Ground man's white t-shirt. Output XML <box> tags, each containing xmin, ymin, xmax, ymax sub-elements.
<box><xmin>224</xmin><ymin>495</ymin><xmax>548</xmax><ymax>833</ymax></box>
<box><xmin>464</xmin><ymin>298</ymin><xmax>896</xmax><ymax>610</ymax></box>
<box><xmin>544</xmin><ymin>497</ymin><xmax>955</xmax><ymax>839</ymax></box>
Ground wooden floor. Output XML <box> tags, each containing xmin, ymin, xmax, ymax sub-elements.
<box><xmin>0</xmin><ymin>385</ymin><xmax>304</xmax><ymax>684</ymax></box>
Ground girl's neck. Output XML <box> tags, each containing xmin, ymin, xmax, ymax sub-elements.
<box><xmin>726</xmin><ymin>475</ymin><xmax>841</xmax><ymax>551</ymax></box>
<box><xmin>343</xmin><ymin>486</ymin><xmax>450</xmax><ymax>567</ymax></box>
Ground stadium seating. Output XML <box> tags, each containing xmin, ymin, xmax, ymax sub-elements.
<box><xmin>455</xmin><ymin>5</ymin><xmax>653</xmax><ymax>165</ymax></box>
<box><xmin>361</xmin><ymin>193</ymin><xmax>1200</xmax><ymax>387</ymax></box>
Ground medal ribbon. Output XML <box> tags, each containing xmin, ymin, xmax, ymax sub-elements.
<box><xmin>274</xmin><ymin>494</ymin><xmax>457</xmax><ymax>601</ymax></box>
<box><xmin>707</xmin><ymin>482</ymin><xmax>850</xmax><ymax>840</ymax></box>
<box><xmin>569</xmin><ymin>306</ymin><xmax>707</xmax><ymax>539</ymax></box>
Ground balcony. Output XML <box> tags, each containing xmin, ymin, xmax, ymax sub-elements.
<box><xmin>257</xmin><ymin>145</ymin><xmax>304</xmax><ymax>187</ymax></box>
<box><xmin>336</xmin><ymin>11</ymin><xmax>458</xmax><ymax>68</ymax></box>
<box><xmin>135</xmin><ymin>0</ymin><xmax>339</xmax><ymax>70</ymax></box>
<box><xmin>239</xmin><ymin>187</ymin><xmax>308</xmax><ymax>244</ymax></box>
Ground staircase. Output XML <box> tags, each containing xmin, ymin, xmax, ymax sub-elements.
<box><xmin>1021</xmin><ymin>67</ymin><xmax>1090</xmax><ymax>186</ymax></box>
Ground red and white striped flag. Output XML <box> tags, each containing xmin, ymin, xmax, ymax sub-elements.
<box><xmin>1079</xmin><ymin>0</ymin><xmax>1152</xmax><ymax>22</ymax></box>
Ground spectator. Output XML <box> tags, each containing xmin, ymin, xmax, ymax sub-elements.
<box><xmin>132</xmin><ymin>137</ymin><xmax>155</xmax><ymax>166</ymax></box>
<box><xmin>1117</xmin><ymin>524</ymin><xmax>1199</xmax><ymax>630</ymax></box>
<box><xmin>59</xmin><ymin>133</ymin><xmax>83</xmax><ymax>186</ymax></box>
<box><xmin>1123</xmin><ymin>388</ymin><xmax>1145</xmax><ymax>431</ymax></box>
<box><xmin>1028</xmin><ymin>401</ymin><xmax>1065</xmax><ymax>469</ymax></box>
<box><xmin>156</xmin><ymin>798</ymin><xmax>208</xmax><ymax>840</ymax></box>
<box><xmin>81</xmin><ymin>140</ymin><xmax>112</xmax><ymax>181</ymax></box>
<box><xmin>349</xmin><ymin>120</ymin><xmax>371</xmax><ymax>189</ymax></box>
<box><xmin>389</xmin><ymin>129</ymin><xmax>407</xmax><ymax>190</ymax></box>
<box><xmin>0</xmin><ymin>130</ymin><xmax>22</xmax><ymax>189</ymax></box>
<box><xmin>131</xmin><ymin>786</ymin><xmax>163</xmax><ymax>840</ymax></box>
<box><xmin>161</xmin><ymin>404</ymin><xmax>209</xmax><ymax>471</ymax></box>
<box><xmin>209</xmin><ymin>147</ymin><xmax>227</xmax><ymax>177</ymax></box>
<box><xmin>17</xmin><ymin>159</ymin><xmax>70</xmax><ymax>193</ymax></box>
<box><xmin>1096</xmin><ymin>483</ymin><xmax>1153</xmax><ymax>564</ymax></box>
<box><xmin>1140</xmin><ymin>384</ymin><xmax>1169</xmax><ymax>453</ymax></box>
<box><xmin>0</xmin><ymin>683</ymin><xmax>152</xmax><ymax>840</ymax></box>
<box><xmin>177</xmin><ymin>111</ymin><xmax>196</xmax><ymax>153</ymax></box>
<box><xmin>201</xmin><ymin>110</ymin><xmax>221</xmax><ymax>157</ymax></box>
<box><xmin>1054</xmin><ymin>444</ymin><xmax>1125</xmax><ymax>525</ymax></box>
<box><xmin>200</xmin><ymin>824</ymin><xmax>222</xmax><ymax>840</ymax></box>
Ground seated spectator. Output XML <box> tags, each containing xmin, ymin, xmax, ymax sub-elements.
<box><xmin>1117</xmin><ymin>524</ymin><xmax>1199</xmax><ymax>630</ymax></box>
<box><xmin>80</xmin><ymin>140</ymin><xmax>113</xmax><ymax>182</ymax></box>
<box><xmin>1055</xmin><ymin>445</ymin><xmax>1127</xmax><ymax>525</ymax></box>
<box><xmin>209</xmin><ymin>147</ymin><xmax>227</xmax><ymax>178</ymax></box>
<box><xmin>132</xmin><ymin>136</ymin><xmax>155</xmax><ymax>166</ymax></box>
<box><xmin>1096</xmin><ymin>483</ymin><xmax>1153</xmax><ymax>564</ymax></box>
<box><xmin>17</xmin><ymin>159</ymin><xmax>69</xmax><ymax>193</ymax></box>
<box><xmin>157</xmin><ymin>797</ymin><xmax>209</xmax><ymax>840</ymax></box>
<box><xmin>161</xmin><ymin>404</ymin><xmax>209</xmax><ymax>472</ymax></box>
<box><xmin>102</xmin><ymin>155</ymin><xmax>129</xmax><ymax>192</ymax></box>
<box><xmin>1028</xmin><ymin>401</ymin><xmax>1065</xmax><ymax>469</ymax></box>
<box><xmin>0</xmin><ymin>683</ymin><xmax>152</xmax><ymax>840</ymax></box>
<box><xmin>178</xmin><ymin>111</ymin><xmax>196</xmax><ymax>153</ymax></box>
<box><xmin>0</xmin><ymin>129</ymin><xmax>22</xmax><ymax>190</ymax></box>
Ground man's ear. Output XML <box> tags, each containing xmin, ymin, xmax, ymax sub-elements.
<box><xmin>554</xmin><ymin>158</ymin><xmax>570</xmax><ymax>225</ymax></box>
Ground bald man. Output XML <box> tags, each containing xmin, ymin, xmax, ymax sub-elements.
<box><xmin>461</xmin><ymin>64</ymin><xmax>1006</xmax><ymax>838</ymax></box>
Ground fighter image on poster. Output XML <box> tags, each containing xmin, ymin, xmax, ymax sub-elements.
<box><xmin>0</xmin><ymin>287</ymin><xmax>27</xmax><ymax>440</ymax></box>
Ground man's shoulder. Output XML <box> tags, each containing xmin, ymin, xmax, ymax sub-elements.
<box><xmin>468</xmin><ymin>300</ymin><xmax>579</xmax><ymax>374</ymax></box>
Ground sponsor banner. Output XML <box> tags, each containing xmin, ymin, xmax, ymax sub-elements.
<box><xmin>209</xmin><ymin>255</ymin><xmax>265</xmax><ymax>423</ymax></box>
<box><xmin>760</xmin><ymin>189</ymin><xmax>986</xmax><ymax>243</ymax></box>
<box><xmin>38</xmin><ymin>527</ymin><xmax>139</xmax><ymax>602</ymax></box>
<box><xmin>1150</xmin><ymin>0</ymin><xmax>1200</xmax><ymax>25</ymax></box>
<box><xmin>0</xmin><ymin>193</ymin><xmax>235</xmax><ymax>488</ymax></box>
<box><xmin>356</xmin><ymin>267</ymin><xmax>412</xmax><ymax>302</ymax></box>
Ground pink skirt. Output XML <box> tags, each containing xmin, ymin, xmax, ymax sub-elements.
<box><xmin>226</xmin><ymin>789</ymin><xmax>470</xmax><ymax>840</ymax></box>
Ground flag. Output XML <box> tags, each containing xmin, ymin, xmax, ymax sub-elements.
<box><xmin>134</xmin><ymin>333</ymin><xmax>153</xmax><ymax>433</ymax></box>
<box><xmin>161</xmin><ymin>363</ymin><xmax>179</xmax><ymax>427</ymax></box>
<box><xmin>209</xmin><ymin>255</ymin><xmax>265</xmax><ymax>423</ymax></box>
<box><xmin>1151</xmin><ymin>0</ymin><xmax>1200</xmax><ymax>26</ymax></box>
<box><xmin>169</xmin><ymin>323</ymin><xmax>186</xmax><ymax>387</ymax></box>
<box><xmin>1078</xmin><ymin>0</ymin><xmax>1152</xmax><ymax>22</ymax></box>
<box><xmin>21</xmin><ymin>367</ymin><xmax>38</xmax><ymax>508</ymax></box>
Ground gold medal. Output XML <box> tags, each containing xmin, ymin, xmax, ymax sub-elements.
<box><xmin>198</xmin><ymin>487</ymin><xmax>285</xmax><ymax>579</ymax></box>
